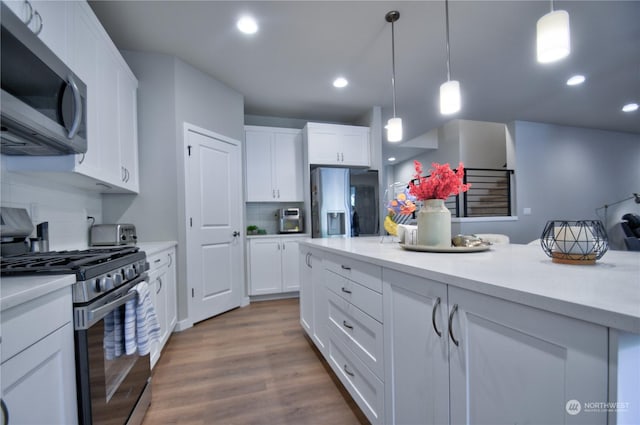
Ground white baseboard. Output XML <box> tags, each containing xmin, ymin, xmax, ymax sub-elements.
<box><xmin>241</xmin><ymin>296</ymin><xmax>250</xmax><ymax>307</ymax></box>
<box><xmin>174</xmin><ymin>318</ymin><xmax>193</xmax><ymax>332</ymax></box>
<box><xmin>249</xmin><ymin>292</ymin><xmax>300</xmax><ymax>302</ymax></box>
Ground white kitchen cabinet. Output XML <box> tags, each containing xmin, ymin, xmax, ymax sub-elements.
<box><xmin>245</xmin><ymin>126</ymin><xmax>303</xmax><ymax>202</ymax></box>
<box><xmin>248</xmin><ymin>237</ymin><xmax>303</xmax><ymax>295</ymax></box>
<box><xmin>1</xmin><ymin>0</ymin><xmax>69</xmax><ymax>63</ymax></box>
<box><xmin>0</xmin><ymin>287</ymin><xmax>77</xmax><ymax>425</ymax></box>
<box><xmin>4</xmin><ymin>1</ymin><xmax>140</xmax><ymax>194</ymax></box>
<box><xmin>304</xmin><ymin>122</ymin><xmax>370</xmax><ymax>167</ymax></box>
<box><xmin>383</xmin><ymin>268</ymin><xmax>609</xmax><ymax>425</ymax></box>
<box><xmin>299</xmin><ymin>246</ymin><xmax>327</xmax><ymax>355</ymax></box>
<box><xmin>147</xmin><ymin>246</ymin><xmax>177</xmax><ymax>369</ymax></box>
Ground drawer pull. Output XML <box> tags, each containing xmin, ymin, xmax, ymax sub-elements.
<box><xmin>154</xmin><ymin>259</ymin><xmax>162</xmax><ymax>263</ymax></box>
<box><xmin>340</xmin><ymin>265</ymin><xmax>351</xmax><ymax>271</ymax></box>
<box><xmin>448</xmin><ymin>304</ymin><xmax>459</xmax><ymax>346</ymax></box>
<box><xmin>432</xmin><ymin>297</ymin><xmax>442</xmax><ymax>337</ymax></box>
<box><xmin>343</xmin><ymin>364</ymin><xmax>355</xmax><ymax>377</ymax></box>
<box><xmin>342</xmin><ymin>320</ymin><xmax>353</xmax><ymax>330</ymax></box>
<box><xmin>341</xmin><ymin>287</ymin><xmax>352</xmax><ymax>294</ymax></box>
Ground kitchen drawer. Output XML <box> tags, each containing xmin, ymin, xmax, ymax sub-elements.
<box><xmin>147</xmin><ymin>250</ymin><xmax>172</xmax><ymax>272</ymax></box>
<box><xmin>1</xmin><ymin>287</ymin><xmax>72</xmax><ymax>363</ymax></box>
<box><xmin>327</xmin><ymin>290</ymin><xmax>384</xmax><ymax>379</ymax></box>
<box><xmin>328</xmin><ymin>328</ymin><xmax>384</xmax><ymax>425</ymax></box>
<box><xmin>325</xmin><ymin>269</ymin><xmax>382</xmax><ymax>322</ymax></box>
<box><xmin>324</xmin><ymin>252</ymin><xmax>382</xmax><ymax>293</ymax></box>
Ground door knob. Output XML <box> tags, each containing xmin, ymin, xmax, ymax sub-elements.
<box><xmin>232</xmin><ymin>231</ymin><xmax>240</xmax><ymax>237</ymax></box>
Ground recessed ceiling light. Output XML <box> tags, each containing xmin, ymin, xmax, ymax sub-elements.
<box><xmin>566</xmin><ymin>75</ymin><xmax>585</xmax><ymax>86</ymax></box>
<box><xmin>388</xmin><ymin>157</ymin><xmax>396</xmax><ymax>162</ymax></box>
<box><xmin>333</xmin><ymin>77</ymin><xmax>348</xmax><ymax>88</ymax></box>
<box><xmin>237</xmin><ymin>16</ymin><xmax>258</xmax><ymax>35</ymax></box>
<box><xmin>622</xmin><ymin>103</ymin><xmax>639</xmax><ymax>112</ymax></box>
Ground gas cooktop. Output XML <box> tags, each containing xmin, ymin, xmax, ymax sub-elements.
<box><xmin>0</xmin><ymin>246</ymin><xmax>145</xmax><ymax>280</ymax></box>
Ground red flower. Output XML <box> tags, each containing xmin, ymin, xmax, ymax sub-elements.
<box><xmin>408</xmin><ymin>161</ymin><xmax>471</xmax><ymax>201</ymax></box>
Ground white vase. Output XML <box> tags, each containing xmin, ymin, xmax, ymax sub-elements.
<box><xmin>417</xmin><ymin>199</ymin><xmax>451</xmax><ymax>247</ymax></box>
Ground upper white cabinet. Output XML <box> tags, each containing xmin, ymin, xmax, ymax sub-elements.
<box><xmin>304</xmin><ymin>122</ymin><xmax>370</xmax><ymax>167</ymax></box>
<box><xmin>383</xmin><ymin>269</ymin><xmax>609</xmax><ymax>425</ymax></box>
<box><xmin>4</xmin><ymin>1</ymin><xmax>140</xmax><ymax>194</ymax></box>
<box><xmin>245</xmin><ymin>126</ymin><xmax>303</xmax><ymax>202</ymax></box>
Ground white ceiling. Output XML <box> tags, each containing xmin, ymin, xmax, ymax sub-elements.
<box><xmin>89</xmin><ymin>1</ymin><xmax>640</xmax><ymax>163</ymax></box>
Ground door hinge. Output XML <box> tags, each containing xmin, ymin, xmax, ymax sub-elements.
<box><xmin>187</xmin><ymin>145</ymin><xmax>192</xmax><ymax>156</ymax></box>
<box><xmin>192</xmin><ymin>288</ymin><xmax>195</xmax><ymax>298</ymax></box>
<box><xmin>190</xmin><ymin>217</ymin><xmax>193</xmax><ymax>227</ymax></box>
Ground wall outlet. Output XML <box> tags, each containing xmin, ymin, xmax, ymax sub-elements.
<box><xmin>523</xmin><ymin>207</ymin><xmax>532</xmax><ymax>215</ymax></box>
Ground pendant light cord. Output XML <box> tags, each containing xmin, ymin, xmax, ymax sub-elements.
<box><xmin>391</xmin><ymin>17</ymin><xmax>397</xmax><ymax>118</ymax></box>
<box><xmin>445</xmin><ymin>0</ymin><xmax>452</xmax><ymax>82</ymax></box>
<box><xmin>550</xmin><ymin>0</ymin><xmax>555</xmax><ymax>13</ymax></box>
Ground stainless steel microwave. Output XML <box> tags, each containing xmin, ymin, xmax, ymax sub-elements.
<box><xmin>0</xmin><ymin>2</ymin><xmax>88</xmax><ymax>155</ymax></box>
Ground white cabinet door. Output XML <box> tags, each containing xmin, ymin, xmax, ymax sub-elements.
<box><xmin>248</xmin><ymin>239</ymin><xmax>283</xmax><ymax>295</ymax></box>
<box><xmin>165</xmin><ymin>249</ymin><xmax>177</xmax><ymax>336</ymax></box>
<box><xmin>273</xmin><ymin>131</ymin><xmax>303</xmax><ymax>202</ymax></box>
<box><xmin>448</xmin><ymin>286</ymin><xmax>608</xmax><ymax>425</ymax></box>
<box><xmin>30</xmin><ymin>0</ymin><xmax>69</xmax><ymax>63</ymax></box>
<box><xmin>147</xmin><ymin>246</ymin><xmax>177</xmax><ymax>369</ymax></box>
<box><xmin>305</xmin><ymin>123</ymin><xmax>370</xmax><ymax>167</ymax></box>
<box><xmin>245</xmin><ymin>129</ymin><xmax>274</xmax><ymax>202</ymax></box>
<box><xmin>340</xmin><ymin>127</ymin><xmax>370</xmax><ymax>166</ymax></box>
<box><xmin>281</xmin><ymin>240</ymin><xmax>301</xmax><ymax>291</ymax></box>
<box><xmin>96</xmin><ymin>45</ymin><xmax>121</xmax><ymax>185</ymax></box>
<box><xmin>306</xmin><ymin>125</ymin><xmax>342</xmax><ymax>165</ymax></box>
<box><xmin>383</xmin><ymin>270</ymin><xmax>449</xmax><ymax>425</ymax></box>
<box><xmin>299</xmin><ymin>249</ymin><xmax>314</xmax><ymax>335</ymax></box>
<box><xmin>118</xmin><ymin>70</ymin><xmax>139</xmax><ymax>192</ymax></box>
<box><xmin>1</xmin><ymin>323</ymin><xmax>78</xmax><ymax>425</ymax></box>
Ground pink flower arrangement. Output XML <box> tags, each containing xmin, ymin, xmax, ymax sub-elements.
<box><xmin>408</xmin><ymin>160</ymin><xmax>471</xmax><ymax>201</ymax></box>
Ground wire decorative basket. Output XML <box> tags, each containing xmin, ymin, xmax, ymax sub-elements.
<box><xmin>540</xmin><ymin>220</ymin><xmax>608</xmax><ymax>265</ymax></box>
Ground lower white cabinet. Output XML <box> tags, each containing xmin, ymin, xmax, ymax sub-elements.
<box><xmin>1</xmin><ymin>287</ymin><xmax>78</xmax><ymax>425</ymax></box>
<box><xmin>248</xmin><ymin>237</ymin><xmax>304</xmax><ymax>296</ymax></box>
<box><xmin>147</xmin><ymin>246</ymin><xmax>177</xmax><ymax>369</ymax></box>
<box><xmin>299</xmin><ymin>246</ymin><xmax>328</xmax><ymax>356</ymax></box>
<box><xmin>383</xmin><ymin>268</ymin><xmax>609</xmax><ymax>425</ymax></box>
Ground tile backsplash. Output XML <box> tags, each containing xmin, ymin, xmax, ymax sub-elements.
<box><xmin>1</xmin><ymin>158</ymin><xmax>102</xmax><ymax>250</ymax></box>
<box><xmin>245</xmin><ymin>202</ymin><xmax>305</xmax><ymax>235</ymax></box>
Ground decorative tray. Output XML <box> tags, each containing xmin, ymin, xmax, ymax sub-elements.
<box><xmin>399</xmin><ymin>243</ymin><xmax>491</xmax><ymax>253</ymax></box>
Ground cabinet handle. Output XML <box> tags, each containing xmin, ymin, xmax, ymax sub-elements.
<box><xmin>277</xmin><ymin>189</ymin><xmax>280</xmax><ymax>198</ymax></box>
<box><xmin>24</xmin><ymin>0</ymin><xmax>34</xmax><ymax>25</ymax></box>
<box><xmin>432</xmin><ymin>297</ymin><xmax>442</xmax><ymax>337</ymax></box>
<box><xmin>1</xmin><ymin>398</ymin><xmax>8</xmax><ymax>425</ymax></box>
<box><xmin>343</xmin><ymin>364</ymin><xmax>355</xmax><ymax>377</ymax></box>
<box><xmin>272</xmin><ymin>189</ymin><xmax>276</xmax><ymax>199</ymax></box>
<box><xmin>305</xmin><ymin>252</ymin><xmax>311</xmax><ymax>268</ymax></box>
<box><xmin>167</xmin><ymin>253</ymin><xmax>173</xmax><ymax>268</ymax></box>
<box><xmin>154</xmin><ymin>258</ymin><xmax>162</xmax><ymax>264</ymax></box>
<box><xmin>337</xmin><ymin>152</ymin><xmax>340</xmax><ymax>162</ymax></box>
<box><xmin>340</xmin><ymin>265</ymin><xmax>351</xmax><ymax>271</ymax></box>
<box><xmin>282</xmin><ymin>243</ymin><xmax>285</xmax><ymax>250</ymax></box>
<box><xmin>78</xmin><ymin>152</ymin><xmax>86</xmax><ymax>165</ymax></box>
<box><xmin>66</xmin><ymin>74</ymin><xmax>83</xmax><ymax>139</ymax></box>
<box><xmin>341</xmin><ymin>152</ymin><xmax>344</xmax><ymax>162</ymax></box>
<box><xmin>448</xmin><ymin>304</ymin><xmax>459</xmax><ymax>346</ymax></box>
<box><xmin>341</xmin><ymin>287</ymin><xmax>352</xmax><ymax>294</ymax></box>
<box><xmin>33</xmin><ymin>10</ymin><xmax>42</xmax><ymax>35</ymax></box>
<box><xmin>156</xmin><ymin>277</ymin><xmax>163</xmax><ymax>294</ymax></box>
<box><xmin>342</xmin><ymin>320</ymin><xmax>353</xmax><ymax>330</ymax></box>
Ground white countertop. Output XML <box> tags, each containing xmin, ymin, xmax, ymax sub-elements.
<box><xmin>246</xmin><ymin>233</ymin><xmax>310</xmax><ymax>239</ymax></box>
<box><xmin>0</xmin><ymin>274</ymin><xmax>76</xmax><ymax>312</ymax></box>
<box><xmin>302</xmin><ymin>237</ymin><xmax>640</xmax><ymax>334</ymax></box>
<box><xmin>136</xmin><ymin>241</ymin><xmax>177</xmax><ymax>256</ymax></box>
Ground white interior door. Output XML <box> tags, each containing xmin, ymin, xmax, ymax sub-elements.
<box><xmin>185</xmin><ymin>124</ymin><xmax>243</xmax><ymax>324</ymax></box>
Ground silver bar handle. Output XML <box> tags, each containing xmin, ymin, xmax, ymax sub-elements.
<box><xmin>156</xmin><ymin>277</ymin><xmax>162</xmax><ymax>294</ymax></box>
<box><xmin>432</xmin><ymin>297</ymin><xmax>442</xmax><ymax>337</ymax></box>
<box><xmin>23</xmin><ymin>0</ymin><xmax>33</xmax><ymax>25</ymax></box>
<box><xmin>342</xmin><ymin>320</ymin><xmax>353</xmax><ymax>330</ymax></box>
<box><xmin>337</xmin><ymin>152</ymin><xmax>340</xmax><ymax>161</ymax></box>
<box><xmin>272</xmin><ymin>189</ymin><xmax>276</xmax><ymax>199</ymax></box>
<box><xmin>168</xmin><ymin>253</ymin><xmax>173</xmax><ymax>268</ymax></box>
<box><xmin>340</xmin><ymin>265</ymin><xmax>351</xmax><ymax>271</ymax></box>
<box><xmin>305</xmin><ymin>252</ymin><xmax>311</xmax><ymax>268</ymax></box>
<box><xmin>341</xmin><ymin>287</ymin><xmax>352</xmax><ymax>294</ymax></box>
<box><xmin>67</xmin><ymin>75</ymin><xmax>82</xmax><ymax>139</ymax></box>
<box><xmin>33</xmin><ymin>10</ymin><xmax>42</xmax><ymax>35</ymax></box>
<box><xmin>448</xmin><ymin>304</ymin><xmax>459</xmax><ymax>346</ymax></box>
<box><xmin>1</xmin><ymin>398</ymin><xmax>8</xmax><ymax>425</ymax></box>
<box><xmin>81</xmin><ymin>290</ymin><xmax>137</xmax><ymax>329</ymax></box>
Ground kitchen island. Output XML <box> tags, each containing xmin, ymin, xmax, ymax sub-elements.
<box><xmin>299</xmin><ymin>237</ymin><xmax>639</xmax><ymax>425</ymax></box>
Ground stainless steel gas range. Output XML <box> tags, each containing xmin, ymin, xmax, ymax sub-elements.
<box><xmin>1</xmin><ymin>247</ymin><xmax>152</xmax><ymax>425</ymax></box>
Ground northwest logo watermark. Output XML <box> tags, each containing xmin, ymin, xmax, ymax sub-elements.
<box><xmin>565</xmin><ymin>399</ymin><xmax>630</xmax><ymax>415</ymax></box>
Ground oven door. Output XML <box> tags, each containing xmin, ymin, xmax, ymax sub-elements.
<box><xmin>74</xmin><ymin>275</ymin><xmax>151</xmax><ymax>425</ymax></box>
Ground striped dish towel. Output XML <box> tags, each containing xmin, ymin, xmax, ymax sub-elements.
<box><xmin>104</xmin><ymin>308</ymin><xmax>124</xmax><ymax>360</ymax></box>
<box><xmin>125</xmin><ymin>281</ymin><xmax>161</xmax><ymax>356</ymax></box>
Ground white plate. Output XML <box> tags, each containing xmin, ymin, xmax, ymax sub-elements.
<box><xmin>399</xmin><ymin>243</ymin><xmax>491</xmax><ymax>253</ymax></box>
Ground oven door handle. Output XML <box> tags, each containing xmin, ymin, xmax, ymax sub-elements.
<box><xmin>75</xmin><ymin>290</ymin><xmax>138</xmax><ymax>330</ymax></box>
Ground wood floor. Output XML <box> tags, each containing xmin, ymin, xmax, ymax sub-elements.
<box><xmin>141</xmin><ymin>298</ymin><xmax>369</xmax><ymax>425</ymax></box>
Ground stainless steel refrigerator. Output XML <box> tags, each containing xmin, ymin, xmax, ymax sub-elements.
<box><xmin>311</xmin><ymin>167</ymin><xmax>379</xmax><ymax>238</ymax></box>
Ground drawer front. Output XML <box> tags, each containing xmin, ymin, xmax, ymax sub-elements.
<box><xmin>147</xmin><ymin>250</ymin><xmax>170</xmax><ymax>272</ymax></box>
<box><xmin>324</xmin><ymin>252</ymin><xmax>382</xmax><ymax>293</ymax></box>
<box><xmin>327</xmin><ymin>290</ymin><xmax>383</xmax><ymax>379</ymax></box>
<box><xmin>1</xmin><ymin>287</ymin><xmax>72</xmax><ymax>363</ymax></box>
<box><xmin>328</xmin><ymin>329</ymin><xmax>384</xmax><ymax>425</ymax></box>
<box><xmin>325</xmin><ymin>269</ymin><xmax>382</xmax><ymax>322</ymax></box>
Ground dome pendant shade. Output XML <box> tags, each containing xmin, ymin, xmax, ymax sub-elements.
<box><xmin>536</xmin><ymin>9</ymin><xmax>570</xmax><ymax>63</ymax></box>
<box><xmin>440</xmin><ymin>80</ymin><xmax>461</xmax><ymax>115</ymax></box>
<box><xmin>386</xmin><ymin>117</ymin><xmax>403</xmax><ymax>142</ymax></box>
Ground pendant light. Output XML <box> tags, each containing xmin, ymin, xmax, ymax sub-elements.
<box><xmin>536</xmin><ymin>0</ymin><xmax>570</xmax><ymax>63</ymax></box>
<box><xmin>385</xmin><ymin>11</ymin><xmax>402</xmax><ymax>142</ymax></box>
<box><xmin>440</xmin><ymin>0</ymin><xmax>460</xmax><ymax>115</ymax></box>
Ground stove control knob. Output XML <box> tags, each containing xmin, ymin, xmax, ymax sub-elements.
<box><xmin>113</xmin><ymin>273</ymin><xmax>123</xmax><ymax>286</ymax></box>
<box><xmin>100</xmin><ymin>276</ymin><xmax>114</xmax><ymax>292</ymax></box>
<box><xmin>124</xmin><ymin>267</ymin><xmax>136</xmax><ymax>280</ymax></box>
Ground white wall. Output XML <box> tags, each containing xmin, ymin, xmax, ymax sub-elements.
<box><xmin>459</xmin><ymin>120</ymin><xmax>507</xmax><ymax>168</ymax></box>
<box><xmin>1</xmin><ymin>157</ymin><xmax>102</xmax><ymax>249</ymax></box>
